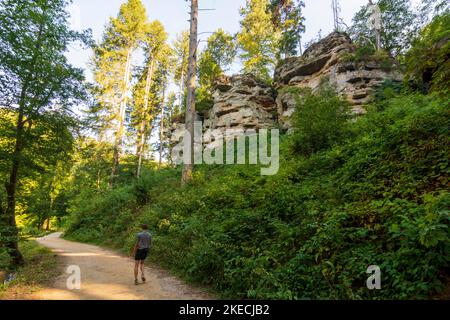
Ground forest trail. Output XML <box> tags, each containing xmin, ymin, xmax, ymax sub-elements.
<box><xmin>28</xmin><ymin>233</ymin><xmax>212</xmax><ymax>300</ymax></box>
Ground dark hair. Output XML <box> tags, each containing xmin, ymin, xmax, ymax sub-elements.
<box><xmin>141</xmin><ymin>224</ymin><xmax>148</xmax><ymax>230</ymax></box>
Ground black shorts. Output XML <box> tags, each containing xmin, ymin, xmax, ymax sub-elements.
<box><xmin>135</xmin><ymin>248</ymin><xmax>149</xmax><ymax>261</ymax></box>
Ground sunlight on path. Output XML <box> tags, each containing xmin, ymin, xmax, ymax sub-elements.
<box><xmin>28</xmin><ymin>232</ymin><xmax>212</xmax><ymax>300</ymax></box>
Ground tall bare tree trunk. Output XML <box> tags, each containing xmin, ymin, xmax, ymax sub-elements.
<box><xmin>181</xmin><ymin>0</ymin><xmax>198</xmax><ymax>185</ymax></box>
<box><xmin>136</xmin><ymin>126</ymin><xmax>146</xmax><ymax>178</ymax></box>
<box><xmin>368</xmin><ymin>0</ymin><xmax>382</xmax><ymax>51</ymax></box>
<box><xmin>111</xmin><ymin>48</ymin><xmax>133</xmax><ymax>186</ymax></box>
<box><xmin>136</xmin><ymin>59</ymin><xmax>155</xmax><ymax>178</ymax></box>
<box><xmin>332</xmin><ymin>0</ymin><xmax>340</xmax><ymax>31</ymax></box>
<box><xmin>299</xmin><ymin>36</ymin><xmax>303</xmax><ymax>56</ymax></box>
<box><xmin>375</xmin><ymin>30</ymin><xmax>381</xmax><ymax>51</ymax></box>
<box><xmin>96</xmin><ymin>168</ymin><xmax>101</xmax><ymax>189</ymax></box>
<box><xmin>178</xmin><ymin>70</ymin><xmax>185</xmax><ymax>108</ymax></box>
<box><xmin>159</xmin><ymin>81</ymin><xmax>167</xmax><ymax>168</ymax></box>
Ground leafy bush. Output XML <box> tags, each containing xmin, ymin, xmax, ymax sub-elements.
<box><xmin>0</xmin><ymin>240</ymin><xmax>59</xmax><ymax>298</ymax></box>
<box><xmin>289</xmin><ymin>86</ymin><xmax>351</xmax><ymax>156</ymax></box>
<box><xmin>64</xmin><ymin>186</ymin><xmax>136</xmax><ymax>244</ymax></box>
<box><xmin>340</xmin><ymin>46</ymin><xmax>394</xmax><ymax>71</ymax></box>
<box><xmin>341</xmin><ymin>44</ymin><xmax>376</xmax><ymax>63</ymax></box>
<box><xmin>196</xmin><ymin>86</ymin><xmax>214</xmax><ymax>116</ymax></box>
<box><xmin>405</xmin><ymin>12</ymin><xmax>450</xmax><ymax>94</ymax></box>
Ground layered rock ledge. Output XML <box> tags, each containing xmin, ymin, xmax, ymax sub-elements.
<box><xmin>274</xmin><ymin>32</ymin><xmax>403</xmax><ymax>129</ymax></box>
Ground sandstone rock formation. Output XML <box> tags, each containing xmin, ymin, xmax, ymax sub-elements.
<box><xmin>169</xmin><ymin>31</ymin><xmax>405</xmax><ymax>149</ymax></box>
<box><xmin>203</xmin><ymin>74</ymin><xmax>277</xmax><ymax>146</ymax></box>
<box><xmin>169</xmin><ymin>74</ymin><xmax>277</xmax><ymax>151</ymax></box>
<box><xmin>274</xmin><ymin>32</ymin><xmax>403</xmax><ymax>129</ymax></box>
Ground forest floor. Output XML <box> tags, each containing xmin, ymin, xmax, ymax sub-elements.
<box><xmin>19</xmin><ymin>232</ymin><xmax>212</xmax><ymax>300</ymax></box>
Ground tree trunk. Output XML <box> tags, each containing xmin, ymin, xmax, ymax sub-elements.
<box><xmin>159</xmin><ymin>82</ymin><xmax>167</xmax><ymax>168</ymax></box>
<box><xmin>4</xmin><ymin>108</ymin><xmax>26</xmax><ymax>267</ymax></box>
<box><xmin>375</xmin><ymin>30</ymin><xmax>381</xmax><ymax>51</ymax></box>
<box><xmin>299</xmin><ymin>36</ymin><xmax>303</xmax><ymax>56</ymax></box>
<box><xmin>96</xmin><ymin>167</ymin><xmax>101</xmax><ymax>189</ymax></box>
<box><xmin>38</xmin><ymin>218</ymin><xmax>44</xmax><ymax>231</ymax></box>
<box><xmin>167</xmin><ymin>107</ymin><xmax>174</xmax><ymax>166</ymax></box>
<box><xmin>179</xmin><ymin>70</ymin><xmax>185</xmax><ymax>109</ymax></box>
<box><xmin>136</xmin><ymin>129</ymin><xmax>146</xmax><ymax>177</ymax></box>
<box><xmin>332</xmin><ymin>0</ymin><xmax>340</xmax><ymax>31</ymax></box>
<box><xmin>111</xmin><ymin>48</ymin><xmax>133</xmax><ymax>185</ymax></box>
<box><xmin>136</xmin><ymin>59</ymin><xmax>155</xmax><ymax>178</ymax></box>
<box><xmin>181</xmin><ymin>0</ymin><xmax>198</xmax><ymax>185</ymax></box>
<box><xmin>368</xmin><ymin>0</ymin><xmax>382</xmax><ymax>51</ymax></box>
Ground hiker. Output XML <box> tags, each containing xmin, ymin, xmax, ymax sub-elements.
<box><xmin>132</xmin><ymin>224</ymin><xmax>152</xmax><ymax>285</ymax></box>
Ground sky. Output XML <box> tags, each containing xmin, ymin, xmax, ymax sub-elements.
<box><xmin>66</xmin><ymin>0</ymin><xmax>376</xmax><ymax>80</ymax></box>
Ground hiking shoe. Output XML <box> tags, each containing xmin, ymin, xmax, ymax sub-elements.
<box><xmin>142</xmin><ymin>277</ymin><xmax>146</xmax><ymax>283</ymax></box>
<box><xmin>135</xmin><ymin>279</ymin><xmax>139</xmax><ymax>285</ymax></box>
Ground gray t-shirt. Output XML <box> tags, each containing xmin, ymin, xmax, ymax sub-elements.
<box><xmin>136</xmin><ymin>231</ymin><xmax>152</xmax><ymax>250</ymax></box>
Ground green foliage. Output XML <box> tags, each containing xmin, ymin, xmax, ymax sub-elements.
<box><xmin>195</xmin><ymin>86</ymin><xmax>214</xmax><ymax>116</ymax></box>
<box><xmin>90</xmin><ymin>0</ymin><xmax>150</xmax><ymax>134</ymax></box>
<box><xmin>172</xmin><ymin>30</ymin><xmax>190</xmax><ymax>106</ymax></box>
<box><xmin>269</xmin><ymin>0</ymin><xmax>306</xmax><ymax>57</ymax></box>
<box><xmin>340</xmin><ymin>45</ymin><xmax>394</xmax><ymax>71</ymax></box>
<box><xmin>373</xmin><ymin>80</ymin><xmax>404</xmax><ymax>107</ymax></box>
<box><xmin>199</xmin><ymin>29</ymin><xmax>236</xmax><ymax>77</ymax></box>
<box><xmin>65</xmin><ymin>90</ymin><xmax>449</xmax><ymax>299</ymax></box>
<box><xmin>5</xmin><ymin>0</ymin><xmax>448</xmax><ymax>298</ymax></box>
<box><xmin>289</xmin><ymin>86</ymin><xmax>351</xmax><ymax>156</ymax></box>
<box><xmin>131</xmin><ymin>20</ymin><xmax>171</xmax><ymax>130</ymax></box>
<box><xmin>197</xmin><ymin>29</ymin><xmax>236</xmax><ymax>114</ymax></box>
<box><xmin>237</xmin><ymin>0</ymin><xmax>280</xmax><ymax>81</ymax></box>
<box><xmin>110</xmin><ymin>0</ymin><xmax>149</xmax><ymax>47</ymax></box>
<box><xmin>341</xmin><ymin>44</ymin><xmax>376</xmax><ymax>63</ymax></box>
<box><xmin>404</xmin><ymin>12</ymin><xmax>450</xmax><ymax>95</ymax></box>
<box><xmin>0</xmin><ymin>240</ymin><xmax>59</xmax><ymax>298</ymax></box>
<box><xmin>419</xmin><ymin>0</ymin><xmax>450</xmax><ymax>26</ymax></box>
<box><xmin>0</xmin><ymin>0</ymin><xmax>91</xmax><ymax>265</ymax></box>
<box><xmin>350</xmin><ymin>0</ymin><xmax>417</xmax><ymax>57</ymax></box>
<box><xmin>64</xmin><ymin>186</ymin><xmax>136</xmax><ymax>245</ymax></box>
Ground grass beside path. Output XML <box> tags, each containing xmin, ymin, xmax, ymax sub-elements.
<box><xmin>0</xmin><ymin>240</ymin><xmax>60</xmax><ymax>299</ymax></box>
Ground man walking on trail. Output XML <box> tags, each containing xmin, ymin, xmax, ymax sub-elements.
<box><xmin>133</xmin><ymin>224</ymin><xmax>152</xmax><ymax>285</ymax></box>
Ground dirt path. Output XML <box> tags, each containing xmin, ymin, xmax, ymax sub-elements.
<box><xmin>29</xmin><ymin>232</ymin><xmax>212</xmax><ymax>300</ymax></box>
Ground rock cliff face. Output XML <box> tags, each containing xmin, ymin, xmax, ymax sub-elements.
<box><xmin>169</xmin><ymin>32</ymin><xmax>404</xmax><ymax>148</ymax></box>
<box><xmin>274</xmin><ymin>32</ymin><xmax>403</xmax><ymax>129</ymax></box>
<box><xmin>203</xmin><ymin>74</ymin><xmax>277</xmax><ymax>146</ymax></box>
<box><xmin>169</xmin><ymin>74</ymin><xmax>277</xmax><ymax>150</ymax></box>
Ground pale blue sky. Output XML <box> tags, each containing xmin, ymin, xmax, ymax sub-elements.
<box><xmin>66</xmin><ymin>0</ymin><xmax>377</xmax><ymax>81</ymax></box>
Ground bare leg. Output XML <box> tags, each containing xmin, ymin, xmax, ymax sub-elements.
<box><xmin>134</xmin><ymin>261</ymin><xmax>139</xmax><ymax>281</ymax></box>
<box><xmin>140</xmin><ymin>260</ymin><xmax>145</xmax><ymax>281</ymax></box>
